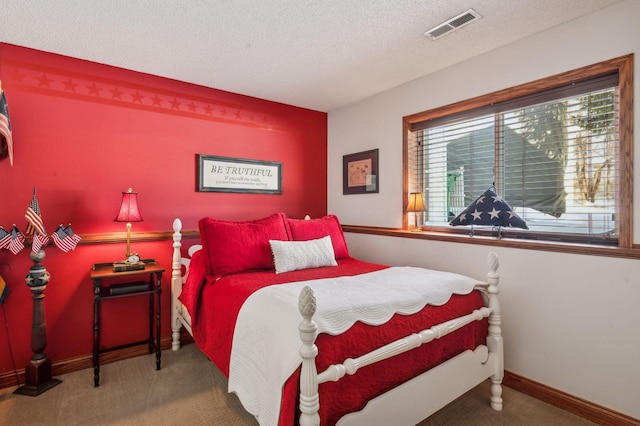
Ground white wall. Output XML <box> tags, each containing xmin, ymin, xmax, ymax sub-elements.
<box><xmin>328</xmin><ymin>0</ymin><xmax>640</xmax><ymax>419</ymax></box>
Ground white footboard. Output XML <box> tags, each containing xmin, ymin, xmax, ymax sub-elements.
<box><xmin>298</xmin><ymin>252</ymin><xmax>503</xmax><ymax>426</ymax></box>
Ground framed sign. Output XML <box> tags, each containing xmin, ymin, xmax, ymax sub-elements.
<box><xmin>197</xmin><ymin>154</ymin><xmax>282</xmax><ymax>194</ymax></box>
<box><xmin>343</xmin><ymin>149</ymin><xmax>379</xmax><ymax>194</ymax></box>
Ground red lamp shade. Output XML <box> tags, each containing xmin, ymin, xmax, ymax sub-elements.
<box><xmin>114</xmin><ymin>188</ymin><xmax>143</xmax><ymax>223</ymax></box>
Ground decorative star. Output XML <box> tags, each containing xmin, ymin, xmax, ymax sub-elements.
<box><xmin>10</xmin><ymin>68</ymin><xmax>26</xmax><ymax>82</ymax></box>
<box><xmin>110</xmin><ymin>87</ymin><xmax>123</xmax><ymax>100</ymax></box>
<box><xmin>489</xmin><ymin>207</ymin><xmax>501</xmax><ymax>219</ymax></box>
<box><xmin>41</xmin><ymin>271</ymin><xmax>51</xmax><ymax>284</ymax></box>
<box><xmin>151</xmin><ymin>95</ymin><xmax>163</xmax><ymax>106</ymax></box>
<box><xmin>170</xmin><ymin>98</ymin><xmax>181</xmax><ymax>110</ymax></box>
<box><xmin>471</xmin><ymin>209</ymin><xmax>483</xmax><ymax>221</ymax></box>
<box><xmin>492</xmin><ymin>194</ymin><xmax>503</xmax><ymax>203</ymax></box>
<box><xmin>38</xmin><ymin>73</ymin><xmax>53</xmax><ymax>88</ymax></box>
<box><xmin>476</xmin><ymin>195</ymin><xmax>486</xmax><ymax>204</ymax></box>
<box><xmin>87</xmin><ymin>83</ymin><xmax>101</xmax><ymax>96</ymax></box>
<box><xmin>63</xmin><ymin>78</ymin><xmax>78</xmax><ymax>92</ymax></box>
<box><xmin>507</xmin><ymin>210</ymin><xmax>518</xmax><ymax>218</ymax></box>
<box><xmin>25</xmin><ymin>275</ymin><xmax>34</xmax><ymax>285</ymax></box>
<box><xmin>458</xmin><ymin>213</ymin><xmax>467</xmax><ymax>223</ymax></box>
<box><xmin>130</xmin><ymin>91</ymin><xmax>144</xmax><ymax>103</ymax></box>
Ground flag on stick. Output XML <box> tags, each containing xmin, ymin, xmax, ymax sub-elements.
<box><xmin>0</xmin><ymin>81</ymin><xmax>13</xmax><ymax>166</ymax></box>
<box><xmin>31</xmin><ymin>232</ymin><xmax>49</xmax><ymax>254</ymax></box>
<box><xmin>52</xmin><ymin>224</ymin><xmax>81</xmax><ymax>252</ymax></box>
<box><xmin>25</xmin><ymin>188</ymin><xmax>48</xmax><ymax>253</ymax></box>
<box><xmin>7</xmin><ymin>226</ymin><xmax>25</xmax><ymax>255</ymax></box>
<box><xmin>0</xmin><ymin>227</ymin><xmax>10</xmax><ymax>250</ymax></box>
<box><xmin>25</xmin><ymin>188</ymin><xmax>46</xmax><ymax>236</ymax></box>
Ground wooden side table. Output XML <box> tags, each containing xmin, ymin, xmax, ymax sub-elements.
<box><xmin>90</xmin><ymin>260</ymin><xmax>164</xmax><ymax>387</ymax></box>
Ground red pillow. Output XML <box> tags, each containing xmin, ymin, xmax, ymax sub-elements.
<box><xmin>198</xmin><ymin>212</ymin><xmax>290</xmax><ymax>275</ymax></box>
<box><xmin>286</xmin><ymin>214</ymin><xmax>349</xmax><ymax>259</ymax></box>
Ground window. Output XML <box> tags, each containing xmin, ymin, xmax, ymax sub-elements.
<box><xmin>403</xmin><ymin>55</ymin><xmax>633</xmax><ymax>248</ymax></box>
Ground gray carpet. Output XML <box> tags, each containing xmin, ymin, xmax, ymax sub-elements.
<box><xmin>0</xmin><ymin>344</ymin><xmax>595</xmax><ymax>425</ymax></box>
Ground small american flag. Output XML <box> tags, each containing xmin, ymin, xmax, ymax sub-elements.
<box><xmin>7</xmin><ymin>226</ymin><xmax>25</xmax><ymax>255</ymax></box>
<box><xmin>0</xmin><ymin>81</ymin><xmax>13</xmax><ymax>166</ymax></box>
<box><xmin>52</xmin><ymin>224</ymin><xmax>81</xmax><ymax>252</ymax></box>
<box><xmin>0</xmin><ymin>227</ymin><xmax>10</xmax><ymax>250</ymax></box>
<box><xmin>25</xmin><ymin>188</ymin><xmax>46</xmax><ymax>236</ymax></box>
<box><xmin>31</xmin><ymin>233</ymin><xmax>49</xmax><ymax>254</ymax></box>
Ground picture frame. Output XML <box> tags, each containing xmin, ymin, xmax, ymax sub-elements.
<box><xmin>343</xmin><ymin>149</ymin><xmax>379</xmax><ymax>194</ymax></box>
<box><xmin>197</xmin><ymin>154</ymin><xmax>282</xmax><ymax>194</ymax></box>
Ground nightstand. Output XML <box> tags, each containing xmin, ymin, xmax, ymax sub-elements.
<box><xmin>90</xmin><ymin>260</ymin><xmax>164</xmax><ymax>387</ymax></box>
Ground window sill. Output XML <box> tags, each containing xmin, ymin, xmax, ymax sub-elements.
<box><xmin>341</xmin><ymin>224</ymin><xmax>640</xmax><ymax>260</ymax></box>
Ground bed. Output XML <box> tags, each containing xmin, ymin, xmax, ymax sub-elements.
<box><xmin>170</xmin><ymin>213</ymin><xmax>503</xmax><ymax>425</ymax></box>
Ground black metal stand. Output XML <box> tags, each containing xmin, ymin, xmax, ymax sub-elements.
<box><xmin>14</xmin><ymin>249</ymin><xmax>62</xmax><ymax>396</ymax></box>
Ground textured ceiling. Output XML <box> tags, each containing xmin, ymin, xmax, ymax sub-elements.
<box><xmin>0</xmin><ymin>0</ymin><xmax>622</xmax><ymax>111</ymax></box>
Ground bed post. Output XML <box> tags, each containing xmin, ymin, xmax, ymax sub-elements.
<box><xmin>298</xmin><ymin>286</ymin><xmax>320</xmax><ymax>426</ymax></box>
<box><xmin>171</xmin><ymin>218</ymin><xmax>183</xmax><ymax>351</ymax></box>
<box><xmin>486</xmin><ymin>252</ymin><xmax>503</xmax><ymax>411</ymax></box>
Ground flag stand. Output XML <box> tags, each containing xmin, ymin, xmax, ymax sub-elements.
<box><xmin>14</xmin><ymin>249</ymin><xmax>61</xmax><ymax>396</ymax></box>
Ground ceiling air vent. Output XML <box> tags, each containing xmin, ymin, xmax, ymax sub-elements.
<box><xmin>423</xmin><ymin>9</ymin><xmax>482</xmax><ymax>40</ymax></box>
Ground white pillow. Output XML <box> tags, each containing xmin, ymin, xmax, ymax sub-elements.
<box><xmin>269</xmin><ymin>236</ymin><xmax>338</xmax><ymax>274</ymax></box>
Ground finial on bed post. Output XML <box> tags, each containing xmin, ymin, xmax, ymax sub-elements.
<box><xmin>486</xmin><ymin>252</ymin><xmax>503</xmax><ymax>411</ymax></box>
<box><xmin>299</xmin><ymin>286</ymin><xmax>320</xmax><ymax>426</ymax></box>
<box><xmin>171</xmin><ymin>218</ymin><xmax>183</xmax><ymax>351</ymax></box>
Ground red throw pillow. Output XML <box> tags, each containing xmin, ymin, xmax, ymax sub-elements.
<box><xmin>286</xmin><ymin>214</ymin><xmax>349</xmax><ymax>259</ymax></box>
<box><xmin>198</xmin><ymin>212</ymin><xmax>290</xmax><ymax>275</ymax></box>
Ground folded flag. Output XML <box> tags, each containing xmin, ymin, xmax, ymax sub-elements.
<box><xmin>52</xmin><ymin>224</ymin><xmax>81</xmax><ymax>252</ymax></box>
<box><xmin>0</xmin><ymin>227</ymin><xmax>10</xmax><ymax>250</ymax></box>
<box><xmin>0</xmin><ymin>274</ymin><xmax>8</xmax><ymax>303</ymax></box>
<box><xmin>0</xmin><ymin>81</ymin><xmax>13</xmax><ymax>166</ymax></box>
<box><xmin>449</xmin><ymin>187</ymin><xmax>528</xmax><ymax>230</ymax></box>
<box><xmin>7</xmin><ymin>226</ymin><xmax>25</xmax><ymax>255</ymax></box>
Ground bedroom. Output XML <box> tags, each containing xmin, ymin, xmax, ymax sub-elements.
<box><xmin>0</xmin><ymin>1</ymin><xmax>638</xmax><ymax>425</ymax></box>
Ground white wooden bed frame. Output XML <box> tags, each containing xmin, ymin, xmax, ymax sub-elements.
<box><xmin>170</xmin><ymin>218</ymin><xmax>503</xmax><ymax>425</ymax></box>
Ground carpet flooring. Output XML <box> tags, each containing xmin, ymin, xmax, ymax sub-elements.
<box><xmin>0</xmin><ymin>344</ymin><xmax>596</xmax><ymax>425</ymax></box>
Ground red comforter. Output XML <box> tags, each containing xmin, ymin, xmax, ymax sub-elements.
<box><xmin>180</xmin><ymin>250</ymin><xmax>487</xmax><ymax>425</ymax></box>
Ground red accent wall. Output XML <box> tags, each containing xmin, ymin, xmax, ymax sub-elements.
<box><xmin>0</xmin><ymin>43</ymin><xmax>327</xmax><ymax>375</ymax></box>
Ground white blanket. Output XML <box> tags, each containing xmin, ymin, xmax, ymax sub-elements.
<box><xmin>228</xmin><ymin>266</ymin><xmax>482</xmax><ymax>426</ymax></box>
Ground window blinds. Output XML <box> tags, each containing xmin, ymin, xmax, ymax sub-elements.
<box><xmin>408</xmin><ymin>73</ymin><xmax>620</xmax><ymax>244</ymax></box>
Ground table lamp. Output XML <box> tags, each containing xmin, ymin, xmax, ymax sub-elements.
<box><xmin>407</xmin><ymin>192</ymin><xmax>426</xmax><ymax>232</ymax></box>
<box><xmin>114</xmin><ymin>188</ymin><xmax>144</xmax><ymax>270</ymax></box>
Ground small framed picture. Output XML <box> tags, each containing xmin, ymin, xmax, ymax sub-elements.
<box><xmin>343</xmin><ymin>149</ymin><xmax>379</xmax><ymax>194</ymax></box>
